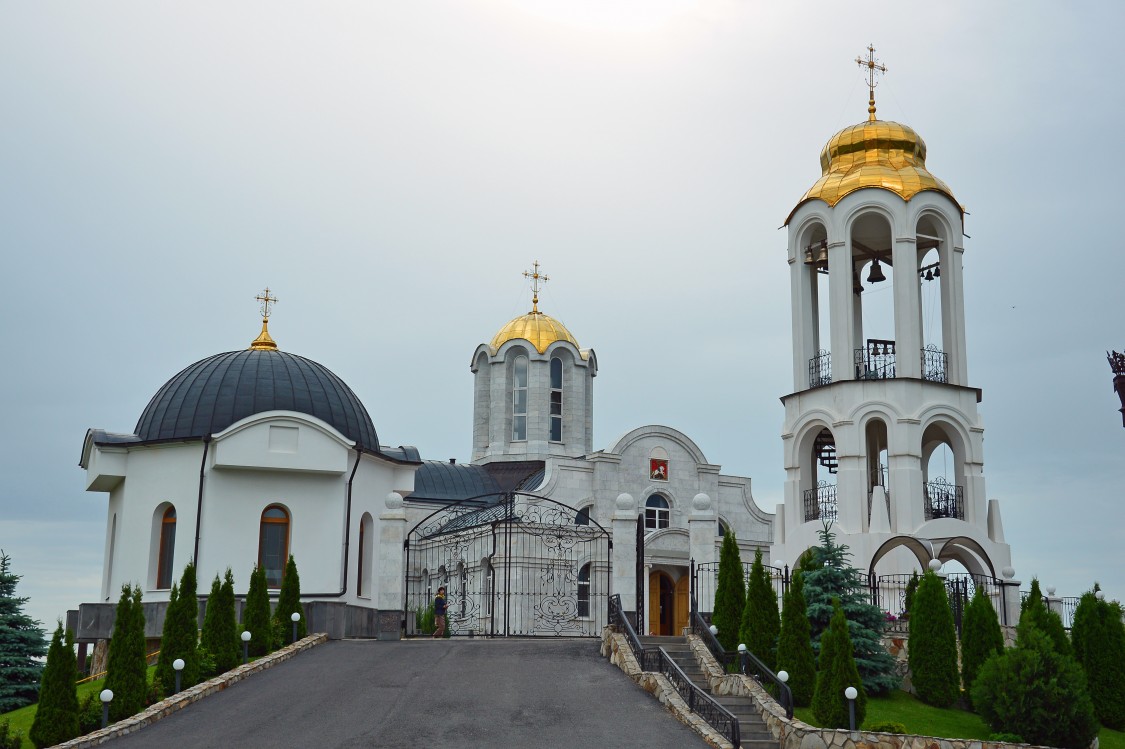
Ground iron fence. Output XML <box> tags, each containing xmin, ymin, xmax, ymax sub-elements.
<box><xmin>803</xmin><ymin>481</ymin><xmax>838</xmax><ymax>522</ymax></box>
<box><xmin>921</xmin><ymin>345</ymin><xmax>948</xmax><ymax>383</ymax></box>
<box><xmin>691</xmin><ymin>560</ymin><xmax>789</xmax><ymax>616</ymax></box>
<box><xmin>855</xmin><ymin>339</ymin><xmax>896</xmax><ymax>380</ymax></box>
<box><xmin>923</xmin><ymin>478</ymin><xmax>964</xmax><ymax>520</ymax></box>
<box><xmin>809</xmin><ymin>350</ymin><xmax>832</xmax><ymax>388</ymax></box>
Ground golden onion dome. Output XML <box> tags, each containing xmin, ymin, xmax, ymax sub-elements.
<box><xmin>785</xmin><ymin>119</ymin><xmax>959</xmax><ymax>225</ymax></box>
<box><xmin>489</xmin><ymin>309</ymin><xmax>581</xmax><ymax>355</ymax></box>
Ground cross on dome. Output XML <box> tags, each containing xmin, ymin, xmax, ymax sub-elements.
<box><xmin>250</xmin><ymin>286</ymin><xmax>279</xmax><ymax>350</ymax></box>
<box><xmin>855</xmin><ymin>44</ymin><xmax>887</xmax><ymax>122</ymax></box>
<box><xmin>256</xmin><ymin>287</ymin><xmax>279</xmax><ymax>319</ymax></box>
<box><xmin>523</xmin><ymin>261</ymin><xmax>550</xmax><ymax>313</ymax></box>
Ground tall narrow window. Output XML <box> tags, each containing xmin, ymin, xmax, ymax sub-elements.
<box><xmin>357</xmin><ymin>518</ymin><xmax>365</xmax><ymax>597</ymax></box>
<box><xmin>358</xmin><ymin>513</ymin><xmax>374</xmax><ymax>598</ymax></box>
<box><xmin>156</xmin><ymin>507</ymin><xmax>177</xmax><ymax>589</ymax></box>
<box><xmin>512</xmin><ymin>355</ymin><xmax>528</xmax><ymax>441</ymax></box>
<box><xmin>549</xmin><ymin>357</ymin><xmax>563</xmax><ymax>441</ymax></box>
<box><xmin>577</xmin><ymin>563</ymin><xmax>591</xmax><ymax>617</ymax></box>
<box><xmin>645</xmin><ymin>495</ymin><xmax>670</xmax><ymax>530</ymax></box>
<box><xmin>259</xmin><ymin>505</ymin><xmax>290</xmax><ymax>589</ymax></box>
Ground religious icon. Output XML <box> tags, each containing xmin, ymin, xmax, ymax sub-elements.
<box><xmin>650</xmin><ymin>459</ymin><xmax>668</xmax><ymax>482</ymax></box>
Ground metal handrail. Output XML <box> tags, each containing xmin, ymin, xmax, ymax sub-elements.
<box><xmin>737</xmin><ymin>647</ymin><xmax>795</xmax><ymax>720</ymax></box>
<box><xmin>690</xmin><ymin>606</ymin><xmax>734</xmax><ymax>668</ymax></box>
<box><xmin>654</xmin><ymin>646</ymin><xmax>741</xmax><ymax>749</ymax></box>
<box><xmin>608</xmin><ymin>594</ymin><xmax>647</xmax><ymax>667</ymax></box>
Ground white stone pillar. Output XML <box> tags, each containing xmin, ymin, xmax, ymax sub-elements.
<box><xmin>828</xmin><ymin>240</ymin><xmax>856</xmax><ymax>381</ymax></box>
<box><xmin>611</xmin><ymin>493</ymin><xmax>638</xmax><ymax>620</ymax></box>
<box><xmin>376</xmin><ymin>492</ymin><xmax>408</xmax><ymax>640</ymax></box>
<box><xmin>892</xmin><ymin>236</ymin><xmax>922</xmax><ymax>378</ymax></box>
<box><xmin>999</xmin><ymin>567</ymin><xmax>1021</xmax><ymax>628</ymax></box>
<box><xmin>791</xmin><ymin>252</ymin><xmax>817</xmax><ymax>389</ymax></box>
<box><xmin>688</xmin><ymin>493</ymin><xmax>717</xmax><ymax>571</ymax></box>
<box><xmin>835</xmin><ymin>454</ymin><xmax>865</xmax><ymax>534</ymax></box>
<box><xmin>888</xmin><ymin>452</ymin><xmax>925</xmax><ymax>532</ymax></box>
<box><xmin>944</xmin><ymin>242</ymin><xmax>970</xmax><ymax>385</ymax></box>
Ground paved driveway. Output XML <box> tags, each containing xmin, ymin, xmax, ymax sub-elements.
<box><xmin>110</xmin><ymin>638</ymin><xmax>707</xmax><ymax>748</ymax></box>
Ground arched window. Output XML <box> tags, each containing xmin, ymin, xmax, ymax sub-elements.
<box><xmin>549</xmin><ymin>357</ymin><xmax>563</xmax><ymax>441</ymax></box>
<box><xmin>484</xmin><ymin>562</ymin><xmax>494</xmax><ymax>617</ymax></box>
<box><xmin>259</xmin><ymin>505</ymin><xmax>290</xmax><ymax>589</ymax></box>
<box><xmin>459</xmin><ymin>562</ymin><xmax>467</xmax><ymax>618</ymax></box>
<box><xmin>156</xmin><ymin>506</ymin><xmax>177</xmax><ymax>590</ymax></box>
<box><xmin>717</xmin><ymin>519</ymin><xmax>729</xmax><ymax>538</ymax></box>
<box><xmin>512</xmin><ymin>355</ymin><xmax>528</xmax><ymax>441</ymax></box>
<box><xmin>577</xmin><ymin>563</ymin><xmax>591</xmax><ymax>617</ymax></box>
<box><xmin>575</xmin><ymin>506</ymin><xmax>591</xmax><ymax>526</ymax></box>
<box><xmin>645</xmin><ymin>495</ymin><xmax>670</xmax><ymax>530</ymax></box>
<box><xmin>358</xmin><ymin>513</ymin><xmax>374</xmax><ymax>598</ymax></box>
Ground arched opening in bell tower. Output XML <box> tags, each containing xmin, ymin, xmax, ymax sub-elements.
<box><xmin>922</xmin><ymin>422</ymin><xmax>965</xmax><ymax>521</ymax></box>
<box><xmin>851</xmin><ymin>212</ymin><xmax>896</xmax><ymax>380</ymax></box>
<box><xmin>800</xmin><ymin>425</ymin><xmax>839</xmax><ymax>524</ymax></box>
<box><xmin>799</xmin><ymin>222</ymin><xmax>831</xmax><ymax>387</ymax></box>
<box><xmin>864</xmin><ymin>417</ymin><xmax>890</xmax><ymax>526</ymax></box>
<box><xmin>917</xmin><ymin>214</ymin><xmax>949</xmax><ymax>383</ymax></box>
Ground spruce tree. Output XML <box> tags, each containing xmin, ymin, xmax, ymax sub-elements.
<box><xmin>959</xmin><ymin>585</ymin><xmax>1004</xmax><ymax>706</ymax></box>
<box><xmin>1071</xmin><ymin>587</ymin><xmax>1125</xmax><ymax>730</ymax></box>
<box><xmin>0</xmin><ymin>550</ymin><xmax>47</xmax><ymax>711</ymax></box>
<box><xmin>776</xmin><ymin>569</ymin><xmax>816</xmax><ymax>707</ymax></box>
<box><xmin>272</xmin><ymin>556</ymin><xmax>307</xmax><ymax>646</ymax></box>
<box><xmin>242</xmin><ymin>565</ymin><xmax>272</xmax><ymax>657</ymax></box>
<box><xmin>739</xmin><ymin>549</ymin><xmax>779</xmax><ymax>670</ymax></box>
<box><xmin>156</xmin><ymin>563</ymin><xmax>200</xmax><ymax>694</ymax></box>
<box><xmin>801</xmin><ymin>525</ymin><xmax>897</xmax><ymax>694</ymax></box>
<box><xmin>29</xmin><ymin>622</ymin><xmax>79</xmax><ymax>748</ymax></box>
<box><xmin>103</xmin><ymin>585</ymin><xmax>147</xmax><ymax>722</ymax></box>
<box><xmin>812</xmin><ymin>600</ymin><xmax>866</xmax><ymax>729</ymax></box>
<box><xmin>712</xmin><ymin>530</ymin><xmax>745</xmax><ymax>652</ymax></box>
<box><xmin>907</xmin><ymin>571</ymin><xmax>959</xmax><ymax>707</ymax></box>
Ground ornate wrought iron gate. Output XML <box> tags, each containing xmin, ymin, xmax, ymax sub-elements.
<box><xmin>404</xmin><ymin>493</ymin><xmax>611</xmax><ymax>637</ymax></box>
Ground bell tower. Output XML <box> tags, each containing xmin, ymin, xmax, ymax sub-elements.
<box><xmin>771</xmin><ymin>48</ymin><xmax>1013</xmax><ymax>583</ymax></box>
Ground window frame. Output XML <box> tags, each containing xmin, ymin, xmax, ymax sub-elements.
<box><xmin>644</xmin><ymin>495</ymin><xmax>671</xmax><ymax>530</ymax></box>
<box><xmin>156</xmin><ymin>506</ymin><xmax>177</xmax><ymax>590</ymax></box>
<box><xmin>512</xmin><ymin>355</ymin><xmax>528</xmax><ymax>441</ymax></box>
<box><xmin>577</xmin><ymin>563</ymin><xmax>591</xmax><ymax>618</ymax></box>
<box><xmin>549</xmin><ymin>356</ymin><xmax>563</xmax><ymax>442</ymax></box>
<box><xmin>258</xmin><ymin>504</ymin><xmax>291</xmax><ymax>590</ymax></box>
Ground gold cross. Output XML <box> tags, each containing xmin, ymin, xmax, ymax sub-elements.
<box><xmin>523</xmin><ymin>261</ymin><xmax>549</xmax><ymax>313</ymax></box>
<box><xmin>855</xmin><ymin>44</ymin><xmax>887</xmax><ymax>121</ymax></box>
<box><xmin>255</xmin><ymin>287</ymin><xmax>278</xmax><ymax>319</ymax></box>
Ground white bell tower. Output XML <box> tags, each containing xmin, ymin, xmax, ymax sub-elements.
<box><xmin>771</xmin><ymin>48</ymin><xmax>1014</xmax><ymax>584</ymax></box>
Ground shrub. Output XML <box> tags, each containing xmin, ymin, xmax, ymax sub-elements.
<box><xmin>29</xmin><ymin>621</ymin><xmax>80</xmax><ymax>747</ymax></box>
<box><xmin>902</xmin><ymin>572</ymin><xmax>919</xmax><ymax>618</ymax></box>
<box><xmin>776</xmin><ymin>569</ymin><xmax>816</xmax><ymax>707</ymax></box>
<box><xmin>812</xmin><ymin>600</ymin><xmax>866</xmax><ymax>729</ymax></box>
<box><xmin>0</xmin><ymin>550</ymin><xmax>47</xmax><ymax>712</ymax></box>
<box><xmin>77</xmin><ymin>693</ymin><xmax>102</xmax><ymax>734</ymax></box>
<box><xmin>907</xmin><ymin>571</ymin><xmax>959</xmax><ymax>707</ymax></box>
<box><xmin>416</xmin><ymin>603</ymin><xmax>435</xmax><ymax>635</ymax></box>
<box><xmin>1070</xmin><ymin>585</ymin><xmax>1125</xmax><ymax>730</ymax></box>
<box><xmin>866</xmin><ymin>721</ymin><xmax>906</xmax><ymax>734</ymax></box>
<box><xmin>156</xmin><ymin>562</ymin><xmax>200</xmax><ymax>695</ymax></box>
<box><xmin>0</xmin><ymin>720</ymin><xmax>24</xmax><ymax>749</ymax></box>
<box><xmin>712</xmin><ymin>530</ymin><xmax>745</xmax><ymax>652</ymax></box>
<box><xmin>201</xmin><ymin>569</ymin><xmax>240</xmax><ymax>674</ymax></box>
<box><xmin>739</xmin><ymin>549</ymin><xmax>780</xmax><ymax>670</ymax></box>
<box><xmin>960</xmin><ymin>585</ymin><xmax>1004</xmax><ymax>708</ymax></box>
<box><xmin>987</xmin><ymin>733</ymin><xmax>1025</xmax><ymax>743</ymax></box>
<box><xmin>972</xmin><ymin>627</ymin><xmax>1098</xmax><ymax>748</ymax></box>
<box><xmin>242</xmin><ymin>565</ymin><xmax>272</xmax><ymax>657</ymax></box>
<box><xmin>103</xmin><ymin>584</ymin><xmax>148</xmax><ymax>722</ymax></box>
<box><xmin>272</xmin><ymin>555</ymin><xmax>307</xmax><ymax>647</ymax></box>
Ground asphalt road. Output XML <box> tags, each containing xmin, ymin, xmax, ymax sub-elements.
<box><xmin>109</xmin><ymin>638</ymin><xmax>707</xmax><ymax>748</ymax></box>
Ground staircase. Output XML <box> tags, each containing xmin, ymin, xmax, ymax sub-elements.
<box><xmin>814</xmin><ymin>430</ymin><xmax>838</xmax><ymax>474</ymax></box>
<box><xmin>638</xmin><ymin>636</ymin><xmax>777</xmax><ymax>748</ymax></box>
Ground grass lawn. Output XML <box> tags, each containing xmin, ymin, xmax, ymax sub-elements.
<box><xmin>794</xmin><ymin>690</ymin><xmax>1125</xmax><ymax>747</ymax></box>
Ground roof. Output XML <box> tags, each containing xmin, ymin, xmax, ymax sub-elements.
<box><xmin>408</xmin><ymin>460</ymin><xmax>545</xmax><ymax>504</ymax></box>
<box><xmin>489</xmin><ymin>310</ymin><xmax>582</xmax><ymax>355</ymax></box>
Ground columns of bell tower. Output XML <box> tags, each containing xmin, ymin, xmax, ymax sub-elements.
<box><xmin>827</xmin><ymin>240</ymin><xmax>854</xmax><ymax>382</ymax></box>
<box><xmin>892</xmin><ymin>236</ymin><xmax>923</xmax><ymax>379</ymax></box>
<box><xmin>790</xmin><ymin>254</ymin><xmax>818</xmax><ymax>389</ymax></box>
<box><xmin>944</xmin><ymin>241</ymin><xmax>970</xmax><ymax>386</ymax></box>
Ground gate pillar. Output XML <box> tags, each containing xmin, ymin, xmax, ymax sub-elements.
<box><xmin>688</xmin><ymin>493</ymin><xmax>716</xmax><ymax>571</ymax></box>
<box><xmin>611</xmin><ymin>493</ymin><xmax>637</xmax><ymax>620</ymax></box>
<box><xmin>377</xmin><ymin>491</ymin><xmax>407</xmax><ymax>640</ymax></box>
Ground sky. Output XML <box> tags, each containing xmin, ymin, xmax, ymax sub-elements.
<box><xmin>1</xmin><ymin>1</ymin><xmax>1122</xmax><ymax>632</ymax></box>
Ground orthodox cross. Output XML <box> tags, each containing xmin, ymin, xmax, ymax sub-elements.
<box><xmin>855</xmin><ymin>44</ymin><xmax>887</xmax><ymax>121</ymax></box>
<box><xmin>255</xmin><ymin>287</ymin><xmax>279</xmax><ymax>319</ymax></box>
<box><xmin>523</xmin><ymin>261</ymin><xmax>549</xmax><ymax>313</ymax></box>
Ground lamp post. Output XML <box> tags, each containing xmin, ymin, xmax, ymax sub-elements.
<box><xmin>241</xmin><ymin>630</ymin><xmax>251</xmax><ymax>664</ymax></box>
<box><xmin>172</xmin><ymin>658</ymin><xmax>185</xmax><ymax>694</ymax></box>
<box><xmin>777</xmin><ymin>670</ymin><xmax>790</xmax><ymax>714</ymax></box>
<box><xmin>1108</xmin><ymin>351</ymin><xmax>1125</xmax><ymax>427</ymax></box>
<box><xmin>291</xmin><ymin>611</ymin><xmax>301</xmax><ymax>644</ymax></box>
<box><xmin>737</xmin><ymin>643</ymin><xmax>747</xmax><ymax>675</ymax></box>
<box><xmin>99</xmin><ymin>689</ymin><xmax>113</xmax><ymax>729</ymax></box>
<box><xmin>844</xmin><ymin>686</ymin><xmax>858</xmax><ymax>731</ymax></box>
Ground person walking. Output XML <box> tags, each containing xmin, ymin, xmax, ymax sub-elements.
<box><xmin>433</xmin><ymin>586</ymin><xmax>447</xmax><ymax>638</ymax></box>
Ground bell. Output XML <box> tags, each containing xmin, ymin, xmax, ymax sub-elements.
<box><xmin>867</xmin><ymin>258</ymin><xmax>886</xmax><ymax>283</ymax></box>
<box><xmin>804</xmin><ymin>247</ymin><xmax>815</xmax><ymax>265</ymax></box>
<box><xmin>853</xmin><ymin>271</ymin><xmax>863</xmax><ymax>295</ymax></box>
<box><xmin>925</xmin><ymin>269</ymin><xmax>934</xmax><ymax>281</ymax></box>
<box><xmin>933</xmin><ymin>265</ymin><xmax>941</xmax><ymax>278</ymax></box>
<box><xmin>815</xmin><ymin>245</ymin><xmax>828</xmax><ymax>265</ymax></box>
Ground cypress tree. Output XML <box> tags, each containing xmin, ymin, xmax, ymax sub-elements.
<box><xmin>0</xmin><ymin>550</ymin><xmax>47</xmax><ymax>711</ymax></box>
<box><xmin>242</xmin><ymin>565</ymin><xmax>272</xmax><ymax>657</ymax></box>
<box><xmin>199</xmin><ymin>573</ymin><xmax>222</xmax><ymax>676</ymax></box>
<box><xmin>1020</xmin><ymin>578</ymin><xmax>1070</xmax><ymax>656</ymax></box>
<box><xmin>156</xmin><ymin>563</ymin><xmax>200</xmax><ymax>694</ymax></box>
<box><xmin>907</xmin><ymin>571</ymin><xmax>959</xmax><ymax>707</ymax></box>
<box><xmin>776</xmin><ymin>569</ymin><xmax>816</xmax><ymax>706</ymax></box>
<box><xmin>801</xmin><ymin>525</ymin><xmax>897</xmax><ymax>694</ymax></box>
<box><xmin>103</xmin><ymin>585</ymin><xmax>147</xmax><ymax>722</ymax></box>
<box><xmin>739</xmin><ymin>549</ymin><xmax>780</xmax><ymax>670</ymax></box>
<box><xmin>959</xmin><ymin>585</ymin><xmax>1004</xmax><ymax>706</ymax></box>
<box><xmin>272</xmin><ymin>556</ymin><xmax>307</xmax><ymax>646</ymax></box>
<box><xmin>201</xmin><ymin>569</ymin><xmax>241</xmax><ymax>675</ymax></box>
<box><xmin>1071</xmin><ymin>587</ymin><xmax>1125</xmax><ymax>730</ymax></box>
<box><xmin>712</xmin><ymin>530</ymin><xmax>745</xmax><ymax>652</ymax></box>
<box><xmin>812</xmin><ymin>600</ymin><xmax>866</xmax><ymax>729</ymax></box>
<box><xmin>29</xmin><ymin>622</ymin><xmax>79</xmax><ymax>748</ymax></box>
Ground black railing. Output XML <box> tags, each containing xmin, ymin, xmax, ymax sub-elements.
<box><xmin>737</xmin><ymin>648</ymin><xmax>795</xmax><ymax>720</ymax></box>
<box><xmin>691</xmin><ymin>604</ymin><xmax>735</xmax><ymax>669</ymax></box>
<box><xmin>855</xmin><ymin>339</ymin><xmax>896</xmax><ymax>379</ymax></box>
<box><xmin>921</xmin><ymin>345</ymin><xmax>948</xmax><ymax>383</ymax></box>
<box><xmin>803</xmin><ymin>481</ymin><xmax>837</xmax><ymax>522</ymax></box>
<box><xmin>923</xmin><ymin>478</ymin><xmax>964</xmax><ymax>520</ymax></box>
<box><xmin>609</xmin><ymin>594</ymin><xmax>651</xmax><ymax>668</ymax></box>
<box><xmin>1059</xmin><ymin>596</ymin><xmax>1080</xmax><ymax>630</ymax></box>
<box><xmin>809</xmin><ymin>350</ymin><xmax>832</xmax><ymax>388</ymax></box>
<box><xmin>654</xmin><ymin>647</ymin><xmax>742</xmax><ymax>748</ymax></box>
<box><xmin>874</xmin><ymin>572</ymin><xmax>1008</xmax><ymax>628</ymax></box>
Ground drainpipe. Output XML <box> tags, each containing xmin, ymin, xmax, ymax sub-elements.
<box><xmin>193</xmin><ymin>437</ymin><xmax>211</xmax><ymax>566</ymax></box>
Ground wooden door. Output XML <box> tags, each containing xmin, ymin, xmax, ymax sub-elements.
<box><xmin>648</xmin><ymin>571</ymin><xmax>661</xmax><ymax>635</ymax></box>
<box><xmin>673</xmin><ymin>575</ymin><xmax>689</xmax><ymax>634</ymax></box>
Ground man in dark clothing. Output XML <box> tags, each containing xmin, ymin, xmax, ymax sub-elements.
<box><xmin>433</xmin><ymin>586</ymin><xmax>447</xmax><ymax>638</ymax></box>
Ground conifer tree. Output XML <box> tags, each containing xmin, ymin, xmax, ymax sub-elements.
<box><xmin>712</xmin><ymin>530</ymin><xmax>745</xmax><ymax>652</ymax></box>
<box><xmin>1071</xmin><ymin>587</ymin><xmax>1125</xmax><ymax>730</ymax></box>
<box><xmin>801</xmin><ymin>525</ymin><xmax>897</xmax><ymax>693</ymax></box>
<box><xmin>0</xmin><ymin>551</ymin><xmax>46</xmax><ymax>712</ymax></box>
<box><xmin>776</xmin><ymin>569</ymin><xmax>816</xmax><ymax>706</ymax></box>
<box><xmin>1020</xmin><ymin>578</ymin><xmax>1071</xmax><ymax>656</ymax></box>
<box><xmin>29</xmin><ymin>622</ymin><xmax>79</xmax><ymax>748</ymax></box>
<box><xmin>199</xmin><ymin>573</ymin><xmax>222</xmax><ymax>675</ymax></box>
<box><xmin>907</xmin><ymin>571</ymin><xmax>959</xmax><ymax>707</ymax></box>
<box><xmin>156</xmin><ymin>562</ymin><xmax>200</xmax><ymax>694</ymax></box>
<box><xmin>739</xmin><ymin>549</ymin><xmax>780</xmax><ymax>670</ymax></box>
<box><xmin>959</xmin><ymin>585</ymin><xmax>1004</xmax><ymax>706</ymax></box>
<box><xmin>201</xmin><ymin>569</ymin><xmax>240</xmax><ymax>674</ymax></box>
<box><xmin>811</xmin><ymin>600</ymin><xmax>866</xmax><ymax>729</ymax></box>
<box><xmin>103</xmin><ymin>585</ymin><xmax>147</xmax><ymax>722</ymax></box>
<box><xmin>272</xmin><ymin>556</ymin><xmax>307</xmax><ymax>646</ymax></box>
<box><xmin>242</xmin><ymin>565</ymin><xmax>272</xmax><ymax>657</ymax></box>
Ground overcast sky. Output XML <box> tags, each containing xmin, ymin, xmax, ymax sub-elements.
<box><xmin>1</xmin><ymin>1</ymin><xmax>1122</xmax><ymax>631</ymax></box>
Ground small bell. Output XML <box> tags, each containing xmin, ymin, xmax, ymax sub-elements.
<box><xmin>933</xmin><ymin>265</ymin><xmax>941</xmax><ymax>278</ymax></box>
<box><xmin>925</xmin><ymin>269</ymin><xmax>934</xmax><ymax>281</ymax></box>
<box><xmin>867</xmin><ymin>258</ymin><xmax>886</xmax><ymax>284</ymax></box>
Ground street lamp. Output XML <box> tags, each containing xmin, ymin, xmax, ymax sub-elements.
<box><xmin>99</xmin><ymin>689</ymin><xmax>113</xmax><ymax>729</ymax></box>
<box><xmin>291</xmin><ymin>611</ymin><xmax>301</xmax><ymax>644</ymax></box>
<box><xmin>737</xmin><ymin>643</ymin><xmax>747</xmax><ymax>675</ymax></box>
<box><xmin>241</xmin><ymin>630</ymin><xmax>252</xmax><ymax>664</ymax></box>
<box><xmin>172</xmin><ymin>658</ymin><xmax>185</xmax><ymax>694</ymax></box>
<box><xmin>844</xmin><ymin>686</ymin><xmax>859</xmax><ymax>731</ymax></box>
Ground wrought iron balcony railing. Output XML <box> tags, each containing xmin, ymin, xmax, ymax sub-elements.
<box><xmin>921</xmin><ymin>345</ymin><xmax>948</xmax><ymax>383</ymax></box>
<box><xmin>809</xmin><ymin>350</ymin><xmax>832</xmax><ymax>388</ymax></box>
<box><xmin>923</xmin><ymin>477</ymin><xmax>964</xmax><ymax>520</ymax></box>
<box><xmin>855</xmin><ymin>338</ymin><xmax>896</xmax><ymax>380</ymax></box>
<box><xmin>803</xmin><ymin>481</ymin><xmax>837</xmax><ymax>522</ymax></box>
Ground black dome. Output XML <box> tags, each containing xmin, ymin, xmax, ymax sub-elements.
<box><xmin>135</xmin><ymin>349</ymin><xmax>379</xmax><ymax>450</ymax></box>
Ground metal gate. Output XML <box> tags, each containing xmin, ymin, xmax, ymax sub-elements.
<box><xmin>404</xmin><ymin>492</ymin><xmax>611</xmax><ymax>637</ymax></box>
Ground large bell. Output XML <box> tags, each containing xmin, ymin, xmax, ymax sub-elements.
<box><xmin>804</xmin><ymin>239</ymin><xmax>828</xmax><ymax>266</ymax></box>
<box><xmin>867</xmin><ymin>258</ymin><xmax>887</xmax><ymax>283</ymax></box>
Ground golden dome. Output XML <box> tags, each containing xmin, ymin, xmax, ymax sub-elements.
<box><xmin>489</xmin><ymin>310</ymin><xmax>580</xmax><ymax>355</ymax></box>
<box><xmin>785</xmin><ymin>119</ymin><xmax>959</xmax><ymax>224</ymax></box>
